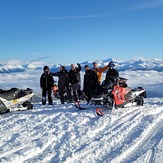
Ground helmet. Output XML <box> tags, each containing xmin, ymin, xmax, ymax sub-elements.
<box><xmin>43</xmin><ymin>65</ymin><xmax>49</xmax><ymax>71</ymax></box>
<box><xmin>108</xmin><ymin>61</ymin><xmax>115</xmax><ymax>68</ymax></box>
<box><xmin>60</xmin><ymin>65</ymin><xmax>65</xmax><ymax>71</ymax></box>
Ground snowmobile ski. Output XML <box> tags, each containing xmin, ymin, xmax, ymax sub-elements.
<box><xmin>95</xmin><ymin>106</ymin><xmax>113</xmax><ymax>117</ymax></box>
<box><xmin>95</xmin><ymin>108</ymin><xmax>103</xmax><ymax>116</ymax></box>
<box><xmin>74</xmin><ymin>101</ymin><xmax>87</xmax><ymax>110</ymax></box>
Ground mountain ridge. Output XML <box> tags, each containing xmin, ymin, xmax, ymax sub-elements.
<box><xmin>0</xmin><ymin>57</ymin><xmax>163</xmax><ymax>73</ymax></box>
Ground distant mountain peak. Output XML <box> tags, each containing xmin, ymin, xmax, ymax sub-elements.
<box><xmin>0</xmin><ymin>57</ymin><xmax>163</xmax><ymax>73</ymax></box>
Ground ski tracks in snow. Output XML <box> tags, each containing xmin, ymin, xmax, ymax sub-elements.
<box><xmin>0</xmin><ymin>98</ymin><xmax>163</xmax><ymax>163</ymax></box>
<box><xmin>65</xmin><ymin>100</ymin><xmax>163</xmax><ymax>163</ymax></box>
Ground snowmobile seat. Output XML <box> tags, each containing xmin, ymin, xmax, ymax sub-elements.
<box><xmin>0</xmin><ymin>88</ymin><xmax>20</xmax><ymax>100</ymax></box>
<box><xmin>16</xmin><ymin>88</ymin><xmax>33</xmax><ymax>99</ymax></box>
<box><xmin>0</xmin><ymin>88</ymin><xmax>33</xmax><ymax>100</ymax></box>
<box><xmin>93</xmin><ymin>82</ymin><xmax>113</xmax><ymax>98</ymax></box>
<box><xmin>101</xmin><ymin>80</ymin><xmax>114</xmax><ymax>89</ymax></box>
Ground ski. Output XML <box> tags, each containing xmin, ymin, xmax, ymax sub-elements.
<box><xmin>0</xmin><ymin>106</ymin><xmax>33</xmax><ymax>114</ymax></box>
<box><xmin>10</xmin><ymin>107</ymin><xmax>33</xmax><ymax>112</ymax></box>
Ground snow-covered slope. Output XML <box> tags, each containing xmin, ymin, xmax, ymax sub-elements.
<box><xmin>0</xmin><ymin>58</ymin><xmax>163</xmax><ymax>73</ymax></box>
<box><xmin>0</xmin><ymin>59</ymin><xmax>163</xmax><ymax>163</ymax></box>
<box><xmin>0</xmin><ymin>98</ymin><xmax>163</xmax><ymax>163</ymax></box>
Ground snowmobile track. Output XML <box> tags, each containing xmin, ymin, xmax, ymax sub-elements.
<box><xmin>108</xmin><ymin>117</ymin><xmax>163</xmax><ymax>163</ymax></box>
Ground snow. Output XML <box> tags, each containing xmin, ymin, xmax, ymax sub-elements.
<box><xmin>0</xmin><ymin>98</ymin><xmax>163</xmax><ymax>163</ymax></box>
<box><xmin>0</xmin><ymin>68</ymin><xmax>163</xmax><ymax>163</ymax></box>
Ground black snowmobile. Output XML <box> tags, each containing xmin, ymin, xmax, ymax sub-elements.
<box><xmin>0</xmin><ymin>88</ymin><xmax>34</xmax><ymax>114</ymax></box>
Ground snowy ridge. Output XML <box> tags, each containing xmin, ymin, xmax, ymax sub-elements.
<box><xmin>0</xmin><ymin>60</ymin><xmax>44</xmax><ymax>73</ymax></box>
<box><xmin>0</xmin><ymin>64</ymin><xmax>25</xmax><ymax>73</ymax></box>
<box><xmin>0</xmin><ymin>98</ymin><xmax>163</xmax><ymax>162</ymax></box>
<box><xmin>51</xmin><ymin>57</ymin><xmax>163</xmax><ymax>72</ymax></box>
<box><xmin>0</xmin><ymin>58</ymin><xmax>163</xmax><ymax>73</ymax></box>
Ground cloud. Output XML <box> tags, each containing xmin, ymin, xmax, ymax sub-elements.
<box><xmin>40</xmin><ymin>1</ymin><xmax>163</xmax><ymax>21</ymax></box>
<box><xmin>30</xmin><ymin>56</ymin><xmax>50</xmax><ymax>62</ymax></box>
<box><xmin>45</xmin><ymin>14</ymin><xmax>114</xmax><ymax>20</ymax></box>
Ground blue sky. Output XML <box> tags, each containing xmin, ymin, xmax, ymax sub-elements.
<box><xmin>0</xmin><ymin>0</ymin><xmax>163</xmax><ymax>64</ymax></box>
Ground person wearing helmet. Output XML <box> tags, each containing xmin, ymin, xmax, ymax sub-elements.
<box><xmin>105</xmin><ymin>61</ymin><xmax>119</xmax><ymax>85</ymax></box>
<box><xmin>40</xmin><ymin>66</ymin><xmax>54</xmax><ymax>105</ymax></box>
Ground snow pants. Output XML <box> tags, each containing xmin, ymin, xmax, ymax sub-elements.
<box><xmin>71</xmin><ymin>82</ymin><xmax>82</xmax><ymax>101</ymax></box>
<box><xmin>58</xmin><ymin>85</ymin><xmax>72</xmax><ymax>104</ymax></box>
<box><xmin>42</xmin><ymin>87</ymin><xmax>53</xmax><ymax>105</ymax></box>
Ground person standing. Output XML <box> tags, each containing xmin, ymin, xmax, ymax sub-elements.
<box><xmin>92</xmin><ymin>62</ymin><xmax>109</xmax><ymax>84</ymax></box>
<box><xmin>40</xmin><ymin>66</ymin><xmax>54</xmax><ymax>105</ymax></box>
<box><xmin>51</xmin><ymin>66</ymin><xmax>72</xmax><ymax>104</ymax></box>
<box><xmin>92</xmin><ymin>62</ymin><xmax>109</xmax><ymax>94</ymax></box>
<box><xmin>69</xmin><ymin>63</ymin><xmax>82</xmax><ymax>102</ymax></box>
<box><xmin>83</xmin><ymin>65</ymin><xmax>98</xmax><ymax>103</ymax></box>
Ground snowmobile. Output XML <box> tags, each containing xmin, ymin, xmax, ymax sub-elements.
<box><xmin>89</xmin><ymin>77</ymin><xmax>146</xmax><ymax>115</ymax></box>
<box><xmin>0</xmin><ymin>88</ymin><xmax>34</xmax><ymax>114</ymax></box>
<box><xmin>75</xmin><ymin>78</ymin><xmax>146</xmax><ymax>111</ymax></box>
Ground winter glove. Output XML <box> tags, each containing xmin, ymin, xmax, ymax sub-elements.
<box><xmin>108</xmin><ymin>61</ymin><xmax>115</xmax><ymax>68</ymax></box>
<box><xmin>77</xmin><ymin>63</ymin><xmax>80</xmax><ymax>67</ymax></box>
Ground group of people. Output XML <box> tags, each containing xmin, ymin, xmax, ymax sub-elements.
<box><xmin>40</xmin><ymin>61</ymin><xmax>119</xmax><ymax>105</ymax></box>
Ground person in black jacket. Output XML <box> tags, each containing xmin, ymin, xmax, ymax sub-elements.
<box><xmin>105</xmin><ymin>61</ymin><xmax>119</xmax><ymax>86</ymax></box>
<box><xmin>51</xmin><ymin>66</ymin><xmax>72</xmax><ymax>104</ymax></box>
<box><xmin>69</xmin><ymin>63</ymin><xmax>82</xmax><ymax>101</ymax></box>
<box><xmin>83</xmin><ymin>65</ymin><xmax>98</xmax><ymax>103</ymax></box>
<box><xmin>40</xmin><ymin>66</ymin><xmax>54</xmax><ymax>105</ymax></box>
